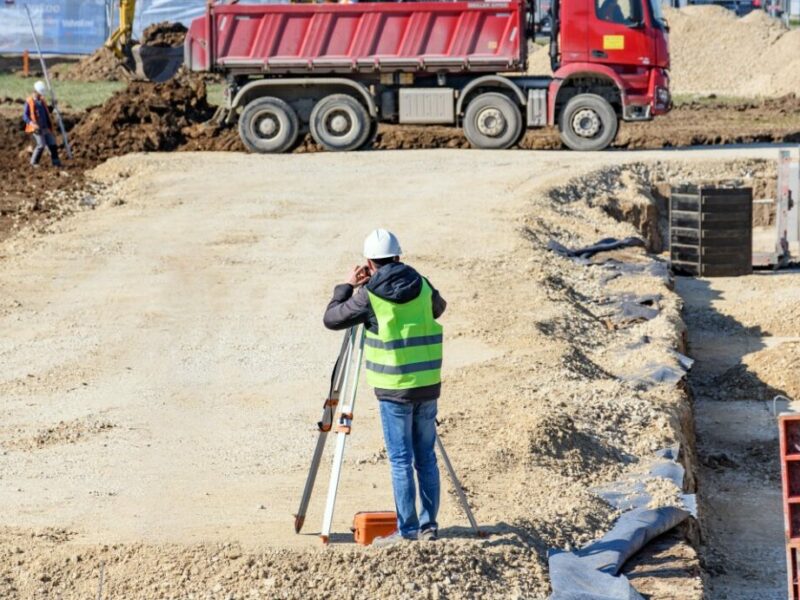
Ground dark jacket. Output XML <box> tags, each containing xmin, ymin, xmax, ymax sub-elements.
<box><xmin>23</xmin><ymin>96</ymin><xmax>52</xmax><ymax>131</ymax></box>
<box><xmin>323</xmin><ymin>262</ymin><xmax>446</xmax><ymax>403</ymax></box>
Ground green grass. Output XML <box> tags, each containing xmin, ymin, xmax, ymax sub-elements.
<box><xmin>0</xmin><ymin>74</ymin><xmax>226</xmax><ymax>111</ymax></box>
<box><xmin>0</xmin><ymin>73</ymin><xmax>124</xmax><ymax>111</ymax></box>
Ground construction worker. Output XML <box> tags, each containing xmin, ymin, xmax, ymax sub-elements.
<box><xmin>323</xmin><ymin>229</ymin><xmax>446</xmax><ymax>546</ymax></box>
<box><xmin>23</xmin><ymin>80</ymin><xmax>62</xmax><ymax>168</ymax></box>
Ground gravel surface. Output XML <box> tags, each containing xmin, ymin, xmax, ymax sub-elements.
<box><xmin>0</xmin><ymin>146</ymin><xmax>784</xmax><ymax>598</ymax></box>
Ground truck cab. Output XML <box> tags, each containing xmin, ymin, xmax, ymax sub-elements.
<box><xmin>548</xmin><ymin>0</ymin><xmax>671</xmax><ymax>148</ymax></box>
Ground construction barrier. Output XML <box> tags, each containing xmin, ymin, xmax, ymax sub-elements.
<box><xmin>0</xmin><ymin>0</ymin><xmax>286</xmax><ymax>56</ymax></box>
<box><xmin>780</xmin><ymin>413</ymin><xmax>800</xmax><ymax>600</ymax></box>
<box><xmin>0</xmin><ymin>2</ymin><xmax>105</xmax><ymax>55</ymax></box>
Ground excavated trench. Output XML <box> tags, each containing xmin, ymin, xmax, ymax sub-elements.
<box><xmin>576</xmin><ymin>158</ymin><xmax>790</xmax><ymax>598</ymax></box>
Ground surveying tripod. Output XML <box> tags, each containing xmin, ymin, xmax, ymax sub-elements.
<box><xmin>294</xmin><ymin>325</ymin><xmax>482</xmax><ymax>544</ymax></box>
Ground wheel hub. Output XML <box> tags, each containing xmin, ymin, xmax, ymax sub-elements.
<box><xmin>476</xmin><ymin>108</ymin><xmax>506</xmax><ymax>137</ymax></box>
<box><xmin>572</xmin><ymin>109</ymin><xmax>601</xmax><ymax>138</ymax></box>
<box><xmin>257</xmin><ymin>113</ymin><xmax>279</xmax><ymax>138</ymax></box>
<box><xmin>328</xmin><ymin>111</ymin><xmax>352</xmax><ymax>135</ymax></box>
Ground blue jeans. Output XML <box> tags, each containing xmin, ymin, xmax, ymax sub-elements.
<box><xmin>378</xmin><ymin>399</ymin><xmax>440</xmax><ymax>538</ymax></box>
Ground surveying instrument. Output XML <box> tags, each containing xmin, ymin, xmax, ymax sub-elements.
<box><xmin>294</xmin><ymin>325</ymin><xmax>482</xmax><ymax>544</ymax></box>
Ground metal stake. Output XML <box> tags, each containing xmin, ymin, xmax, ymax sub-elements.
<box><xmin>436</xmin><ymin>429</ymin><xmax>483</xmax><ymax>536</ymax></box>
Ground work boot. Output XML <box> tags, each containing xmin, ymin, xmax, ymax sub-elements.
<box><xmin>372</xmin><ymin>532</ymin><xmax>414</xmax><ymax>548</ymax></box>
<box><xmin>419</xmin><ymin>526</ymin><xmax>438</xmax><ymax>542</ymax></box>
<box><xmin>48</xmin><ymin>145</ymin><xmax>62</xmax><ymax>167</ymax></box>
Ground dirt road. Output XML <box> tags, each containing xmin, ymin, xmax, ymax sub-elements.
<box><xmin>0</xmin><ymin>146</ymin><xmax>787</xmax><ymax>598</ymax></box>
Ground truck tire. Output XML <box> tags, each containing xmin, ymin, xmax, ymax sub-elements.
<box><xmin>359</xmin><ymin>119</ymin><xmax>379</xmax><ymax>151</ymax></box>
<box><xmin>238</xmin><ymin>96</ymin><xmax>299</xmax><ymax>154</ymax></box>
<box><xmin>463</xmin><ymin>92</ymin><xmax>523</xmax><ymax>150</ymax></box>
<box><xmin>558</xmin><ymin>94</ymin><xmax>618</xmax><ymax>151</ymax></box>
<box><xmin>310</xmin><ymin>94</ymin><xmax>371</xmax><ymax>152</ymax></box>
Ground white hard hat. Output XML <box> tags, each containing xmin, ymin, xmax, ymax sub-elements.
<box><xmin>34</xmin><ymin>80</ymin><xmax>47</xmax><ymax>95</ymax></box>
<box><xmin>363</xmin><ymin>228</ymin><xmax>402</xmax><ymax>259</ymax></box>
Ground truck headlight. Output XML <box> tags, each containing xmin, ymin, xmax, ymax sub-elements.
<box><xmin>656</xmin><ymin>87</ymin><xmax>670</xmax><ymax>106</ymax></box>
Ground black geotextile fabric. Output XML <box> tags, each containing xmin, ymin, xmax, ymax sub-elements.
<box><xmin>548</xmin><ymin>447</ymin><xmax>696</xmax><ymax>600</ymax></box>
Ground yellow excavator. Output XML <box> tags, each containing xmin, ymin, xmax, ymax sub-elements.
<box><xmin>104</xmin><ymin>0</ymin><xmax>184</xmax><ymax>82</ymax></box>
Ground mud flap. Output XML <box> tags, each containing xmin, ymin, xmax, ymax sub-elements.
<box><xmin>131</xmin><ymin>45</ymin><xmax>184</xmax><ymax>83</ymax></box>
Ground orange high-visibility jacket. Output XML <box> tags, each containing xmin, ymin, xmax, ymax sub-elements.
<box><xmin>24</xmin><ymin>95</ymin><xmax>53</xmax><ymax>134</ymax></box>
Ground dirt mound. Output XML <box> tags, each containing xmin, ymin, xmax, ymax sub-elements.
<box><xmin>0</xmin><ymin>113</ymin><xmax>101</xmax><ymax>244</ymax></box>
<box><xmin>51</xmin><ymin>22</ymin><xmax>186</xmax><ymax>83</ymax></box>
<box><xmin>665</xmin><ymin>6</ymin><xmax>800</xmax><ymax>97</ymax></box>
<box><xmin>141</xmin><ymin>21</ymin><xmax>187</xmax><ymax>47</ymax></box>
<box><xmin>527</xmin><ymin>411</ymin><xmax>627</xmax><ymax>481</ymax></box>
<box><xmin>70</xmin><ymin>78</ymin><xmax>214</xmax><ymax>161</ymax></box>
<box><xmin>743</xmin><ymin>343</ymin><xmax>800</xmax><ymax>401</ymax></box>
<box><xmin>50</xmin><ymin>47</ymin><xmax>125</xmax><ymax>83</ymax></box>
<box><xmin>0</xmin><ymin>115</ymin><xmax>27</xmax><ymax>153</ymax></box>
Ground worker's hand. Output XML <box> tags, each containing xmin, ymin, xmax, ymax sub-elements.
<box><xmin>346</xmin><ymin>265</ymin><xmax>370</xmax><ymax>287</ymax></box>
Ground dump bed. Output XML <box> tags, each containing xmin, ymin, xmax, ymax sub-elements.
<box><xmin>185</xmin><ymin>1</ymin><xmax>526</xmax><ymax>75</ymax></box>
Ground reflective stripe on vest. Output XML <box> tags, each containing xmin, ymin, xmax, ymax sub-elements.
<box><xmin>364</xmin><ymin>279</ymin><xmax>443</xmax><ymax>390</ymax></box>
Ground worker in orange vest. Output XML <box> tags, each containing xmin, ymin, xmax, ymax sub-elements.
<box><xmin>23</xmin><ymin>81</ymin><xmax>62</xmax><ymax>168</ymax></box>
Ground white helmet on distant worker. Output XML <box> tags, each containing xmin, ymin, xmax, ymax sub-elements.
<box><xmin>363</xmin><ymin>229</ymin><xmax>402</xmax><ymax>259</ymax></box>
<box><xmin>34</xmin><ymin>80</ymin><xmax>47</xmax><ymax>95</ymax></box>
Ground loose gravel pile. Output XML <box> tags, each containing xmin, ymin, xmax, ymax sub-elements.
<box><xmin>666</xmin><ymin>6</ymin><xmax>800</xmax><ymax>97</ymax></box>
<box><xmin>528</xmin><ymin>6</ymin><xmax>800</xmax><ymax>97</ymax></box>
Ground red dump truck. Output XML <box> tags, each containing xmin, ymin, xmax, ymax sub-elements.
<box><xmin>184</xmin><ymin>0</ymin><xmax>670</xmax><ymax>153</ymax></box>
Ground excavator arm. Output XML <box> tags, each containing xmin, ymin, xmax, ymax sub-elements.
<box><xmin>105</xmin><ymin>0</ymin><xmax>136</xmax><ymax>56</ymax></box>
<box><xmin>104</xmin><ymin>0</ymin><xmax>184</xmax><ymax>83</ymax></box>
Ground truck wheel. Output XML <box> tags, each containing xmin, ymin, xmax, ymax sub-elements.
<box><xmin>463</xmin><ymin>92</ymin><xmax>523</xmax><ymax>150</ymax></box>
<box><xmin>359</xmin><ymin>119</ymin><xmax>379</xmax><ymax>151</ymax></box>
<box><xmin>558</xmin><ymin>94</ymin><xmax>618</xmax><ymax>151</ymax></box>
<box><xmin>238</xmin><ymin>97</ymin><xmax>299</xmax><ymax>154</ymax></box>
<box><xmin>310</xmin><ymin>94</ymin><xmax>370</xmax><ymax>152</ymax></box>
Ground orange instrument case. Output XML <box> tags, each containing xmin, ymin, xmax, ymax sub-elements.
<box><xmin>352</xmin><ymin>511</ymin><xmax>397</xmax><ymax>546</ymax></box>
